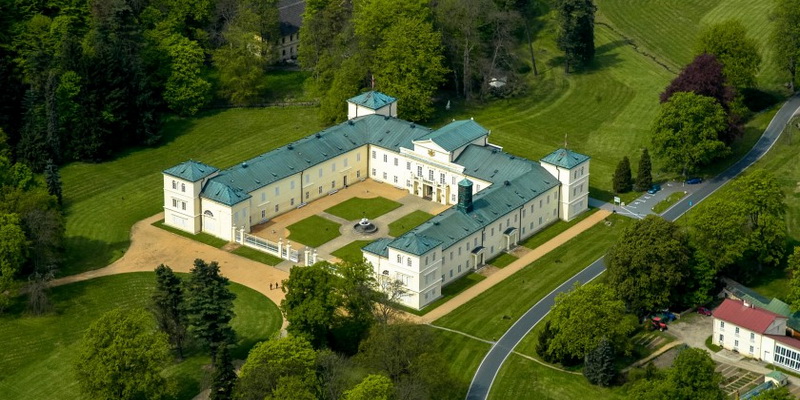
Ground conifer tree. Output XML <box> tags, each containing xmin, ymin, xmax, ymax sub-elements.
<box><xmin>583</xmin><ymin>337</ymin><xmax>615</xmax><ymax>386</ymax></box>
<box><xmin>536</xmin><ymin>320</ymin><xmax>557</xmax><ymax>363</ymax></box>
<box><xmin>555</xmin><ymin>0</ymin><xmax>597</xmax><ymax>72</ymax></box>
<box><xmin>184</xmin><ymin>259</ymin><xmax>236</xmax><ymax>361</ymax></box>
<box><xmin>151</xmin><ymin>264</ymin><xmax>188</xmax><ymax>358</ymax></box>
<box><xmin>612</xmin><ymin>156</ymin><xmax>632</xmax><ymax>193</ymax></box>
<box><xmin>210</xmin><ymin>344</ymin><xmax>236</xmax><ymax>400</ymax></box>
<box><xmin>44</xmin><ymin>159</ymin><xmax>62</xmax><ymax>205</ymax></box>
<box><xmin>635</xmin><ymin>149</ymin><xmax>653</xmax><ymax>191</ymax></box>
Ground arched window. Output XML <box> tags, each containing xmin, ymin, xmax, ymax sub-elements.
<box><xmin>204</xmin><ymin>210</ymin><xmax>214</xmax><ymax>217</ymax></box>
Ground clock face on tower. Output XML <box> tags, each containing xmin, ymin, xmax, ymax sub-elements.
<box><xmin>428</xmin><ymin>149</ymin><xmax>435</xmax><ymax>157</ymax></box>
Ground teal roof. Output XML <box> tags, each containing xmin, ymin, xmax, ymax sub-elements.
<box><xmin>387</xmin><ymin>146</ymin><xmax>559</xmax><ymax>255</ymax></box>
<box><xmin>201</xmin><ymin>180</ymin><xmax>250</xmax><ymax>206</ymax></box>
<box><xmin>389</xmin><ymin>233</ymin><xmax>442</xmax><ymax>255</ymax></box>
<box><xmin>541</xmin><ymin>148</ymin><xmax>590</xmax><ymax>169</ymax></box>
<box><xmin>163</xmin><ymin>160</ymin><xmax>218</xmax><ymax>182</ymax></box>
<box><xmin>458</xmin><ymin>178</ymin><xmax>473</xmax><ymax>187</ymax></box>
<box><xmin>348</xmin><ymin>91</ymin><xmax>397</xmax><ymax>110</ymax></box>
<box><xmin>362</xmin><ymin>238</ymin><xmax>393</xmax><ymax>257</ymax></box>
<box><xmin>421</xmin><ymin>120</ymin><xmax>488</xmax><ymax>152</ymax></box>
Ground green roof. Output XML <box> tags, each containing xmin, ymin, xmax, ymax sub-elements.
<box><xmin>163</xmin><ymin>160</ymin><xmax>218</xmax><ymax>182</ymax></box>
<box><xmin>421</xmin><ymin>120</ymin><xmax>488</xmax><ymax>152</ymax></box>
<box><xmin>458</xmin><ymin>178</ymin><xmax>473</xmax><ymax>187</ymax></box>
<box><xmin>541</xmin><ymin>148</ymin><xmax>590</xmax><ymax>169</ymax></box>
<box><xmin>348</xmin><ymin>91</ymin><xmax>397</xmax><ymax>110</ymax></box>
<box><xmin>766</xmin><ymin>371</ymin><xmax>787</xmax><ymax>381</ymax></box>
<box><xmin>389</xmin><ymin>233</ymin><xmax>443</xmax><ymax>255</ymax></box>
<box><xmin>362</xmin><ymin>238</ymin><xmax>393</xmax><ymax>257</ymax></box>
<box><xmin>201</xmin><ymin>180</ymin><xmax>250</xmax><ymax>206</ymax></box>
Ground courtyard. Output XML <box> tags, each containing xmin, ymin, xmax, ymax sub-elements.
<box><xmin>248</xmin><ymin>179</ymin><xmax>450</xmax><ymax>266</ymax></box>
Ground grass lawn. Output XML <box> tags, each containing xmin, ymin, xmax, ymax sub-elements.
<box><xmin>286</xmin><ymin>215</ymin><xmax>341</xmax><ymax>247</ymax></box>
<box><xmin>434</xmin><ymin>214</ymin><xmax>631</xmax><ymax>341</ymax></box>
<box><xmin>231</xmin><ymin>246</ymin><xmax>283</xmax><ymax>266</ymax></box>
<box><xmin>488</xmin><ymin>353</ymin><xmax>627</xmax><ymax>400</ymax></box>
<box><xmin>651</xmin><ymin>191</ymin><xmax>687</xmax><ymax>214</ymax></box>
<box><xmin>388</xmin><ymin>210</ymin><xmax>434</xmax><ymax>237</ymax></box>
<box><xmin>331</xmin><ymin>240</ymin><xmax>373</xmax><ymax>263</ymax></box>
<box><xmin>488</xmin><ymin>253</ymin><xmax>518</xmax><ymax>268</ymax></box>
<box><xmin>152</xmin><ymin>220</ymin><xmax>228</xmax><ymax>248</ymax></box>
<box><xmin>705</xmin><ymin>336</ymin><xmax>723</xmax><ymax>353</ymax></box>
<box><xmin>0</xmin><ymin>272</ymin><xmax>282</xmax><ymax>400</ymax></box>
<box><xmin>427</xmin><ymin>327</ymin><xmax>493</xmax><ymax>399</ymax></box>
<box><xmin>324</xmin><ymin>197</ymin><xmax>402</xmax><ymax>221</ymax></box>
<box><xmin>61</xmin><ymin>106</ymin><xmax>320</xmax><ymax>276</ymax></box>
<box><xmin>520</xmin><ymin>208</ymin><xmax>599</xmax><ymax>250</ymax></box>
<box><xmin>402</xmin><ymin>273</ymin><xmax>487</xmax><ymax>317</ymax></box>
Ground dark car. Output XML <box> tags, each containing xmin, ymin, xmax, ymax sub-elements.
<box><xmin>685</xmin><ymin>177</ymin><xmax>703</xmax><ymax>185</ymax></box>
<box><xmin>647</xmin><ymin>184</ymin><xmax>661</xmax><ymax>194</ymax></box>
<box><xmin>697</xmin><ymin>307</ymin><xmax>712</xmax><ymax>316</ymax></box>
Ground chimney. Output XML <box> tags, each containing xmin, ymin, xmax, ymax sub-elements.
<box><xmin>457</xmin><ymin>179</ymin><xmax>474</xmax><ymax>213</ymax></box>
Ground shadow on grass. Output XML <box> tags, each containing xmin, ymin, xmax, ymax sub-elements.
<box><xmin>62</xmin><ymin>236</ymin><xmax>129</xmax><ymax>277</ymax></box>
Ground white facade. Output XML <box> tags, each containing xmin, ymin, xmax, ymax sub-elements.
<box><xmin>163</xmin><ymin>172</ymin><xmax>218</xmax><ymax>234</ymax></box>
<box><xmin>540</xmin><ymin>159</ymin><xmax>590</xmax><ymax>221</ymax></box>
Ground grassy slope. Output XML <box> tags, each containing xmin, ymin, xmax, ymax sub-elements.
<box><xmin>434</xmin><ymin>214</ymin><xmax>631</xmax><ymax>341</ymax></box>
<box><xmin>0</xmin><ymin>272</ymin><xmax>282</xmax><ymax>400</ymax></box>
<box><xmin>428</xmin><ymin>327</ymin><xmax>493</xmax><ymax>399</ymax></box>
<box><xmin>61</xmin><ymin>107</ymin><xmax>320</xmax><ymax>275</ymax></box>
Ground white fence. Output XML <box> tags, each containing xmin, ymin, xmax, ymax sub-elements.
<box><xmin>233</xmin><ymin>227</ymin><xmax>317</xmax><ymax>266</ymax></box>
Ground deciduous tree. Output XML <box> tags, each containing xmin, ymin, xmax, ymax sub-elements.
<box><xmin>555</xmin><ymin>0</ymin><xmax>596</xmax><ymax>72</ymax></box>
<box><xmin>634</xmin><ymin>148</ymin><xmax>652</xmax><ymax>192</ymax></box>
<box><xmin>235</xmin><ymin>336</ymin><xmax>317</xmax><ymax>400</ymax></box>
<box><xmin>0</xmin><ymin>213</ymin><xmax>28</xmax><ymax>313</ymax></box>
<box><xmin>159</xmin><ymin>34</ymin><xmax>210</xmax><ymax>115</ymax></box>
<box><xmin>74</xmin><ymin>308</ymin><xmax>173</xmax><ymax>400</ymax></box>
<box><xmin>788</xmin><ymin>247</ymin><xmax>800</xmax><ymax>312</ymax></box>
<box><xmin>606</xmin><ymin>215</ymin><xmax>693</xmax><ymax>314</ymax></box>
<box><xmin>184</xmin><ymin>258</ymin><xmax>236</xmax><ymax>359</ymax></box>
<box><xmin>652</xmin><ymin>92</ymin><xmax>729</xmax><ymax>176</ymax></box>
<box><xmin>669</xmin><ymin>348</ymin><xmax>725</xmax><ymax>400</ymax></box>
<box><xmin>771</xmin><ymin>0</ymin><xmax>800</xmax><ymax>92</ymax></box>
<box><xmin>545</xmin><ymin>283</ymin><xmax>636</xmax><ymax>362</ymax></box>
<box><xmin>343</xmin><ymin>374</ymin><xmax>393</xmax><ymax>400</ymax></box>
<box><xmin>281</xmin><ymin>263</ymin><xmax>338</xmax><ymax>348</ymax></box>
<box><xmin>695</xmin><ymin>20</ymin><xmax>761</xmax><ymax>88</ymax></box>
<box><xmin>753</xmin><ymin>387</ymin><xmax>795</xmax><ymax>400</ymax></box>
<box><xmin>612</xmin><ymin>156</ymin><xmax>632</xmax><ymax>193</ymax></box>
<box><xmin>151</xmin><ymin>264</ymin><xmax>188</xmax><ymax>357</ymax></box>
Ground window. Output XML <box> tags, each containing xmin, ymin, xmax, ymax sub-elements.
<box><xmin>530</xmin><ymin>205</ymin><xmax>534</xmax><ymax>213</ymax></box>
<box><xmin>720</xmin><ymin>321</ymin><xmax>725</xmax><ymax>329</ymax></box>
<box><xmin>428</xmin><ymin>170</ymin><xmax>434</xmax><ymax>181</ymax></box>
<box><xmin>331</xmin><ymin>163</ymin><xmax>336</xmax><ymax>172</ymax></box>
<box><xmin>538</xmin><ymin>216</ymin><xmax>543</xmax><ymax>225</ymax></box>
<box><xmin>344</xmin><ymin>158</ymin><xmax>348</xmax><ymax>167</ymax></box>
<box><xmin>181</xmin><ymin>183</ymin><xmax>185</xmax><ymax>192</ymax></box>
<box><xmin>449</xmin><ymin>270</ymin><xmax>453</xmax><ymax>278</ymax></box>
<box><xmin>540</xmin><ymin>199</ymin><xmax>543</xmax><ymax>207</ymax></box>
<box><xmin>172</xmin><ymin>180</ymin><xmax>177</xmax><ymax>189</ymax></box>
<box><xmin>331</xmin><ymin>180</ymin><xmax>335</xmax><ymax>188</ymax></box>
<box><xmin>407</xmin><ymin>161</ymin><xmax>411</xmax><ymax>170</ymax></box>
<box><xmin>357</xmin><ymin>170</ymin><xmax>361</xmax><ymax>178</ymax></box>
<box><xmin>452</xmin><ymin>194</ymin><xmax>456</xmax><ymax>202</ymax></box>
<box><xmin>500</xmin><ymin>222</ymin><xmax>503</xmax><ymax>230</ymax></box>
<box><xmin>181</xmin><ymin>201</ymin><xmax>186</xmax><ymax>210</ymax></box>
<box><xmin>719</xmin><ymin>334</ymin><xmax>724</xmax><ymax>342</ymax></box>
<box><xmin>581</xmin><ymin>166</ymin><xmax>585</xmax><ymax>175</ymax></box>
<box><xmin>477</xmin><ymin>184</ymin><xmax>481</xmax><ymax>191</ymax></box>
<box><xmin>450</xmin><ymin>251</ymin><xmax>453</xmax><ymax>260</ymax></box>
<box><xmin>440</xmin><ymin>173</ymin><xmax>445</xmax><ymax>184</ymax></box>
<box><xmin>407</xmin><ymin>258</ymin><xmax>412</xmax><ymax>267</ymax></box>
<box><xmin>383</xmin><ymin>154</ymin><xmax>387</xmax><ymax>162</ymax></box>
<box><xmin>372</xmin><ymin>150</ymin><xmax>376</xmax><ymax>159</ymax></box>
<box><xmin>394</xmin><ymin>176</ymin><xmax>398</xmax><ymax>183</ymax></box>
<box><xmin>261</xmin><ymin>210</ymin><xmax>266</xmax><ymax>218</ymax></box>
<box><xmin>305</xmin><ymin>191</ymin><xmax>309</xmax><ymax>199</ymax></box>
<box><xmin>749</xmin><ymin>346</ymin><xmax>754</xmax><ymax>354</ymax></box>
<box><xmin>372</xmin><ymin>168</ymin><xmax>377</xmax><ymax>176</ymax></box>
<box><xmin>441</xmin><ymin>274</ymin><xmax>444</xmax><ymax>282</ymax></box>
<box><xmin>735</xmin><ymin>340</ymin><xmax>739</xmax><ymax>348</ymax></box>
<box><xmin>394</xmin><ymin>157</ymin><xmax>398</xmax><ymax>166</ymax></box>
<box><xmin>397</xmin><ymin>255</ymin><xmax>402</xmax><ymax>263</ymax></box>
<box><xmin>491</xmin><ymin>228</ymin><xmax>495</xmax><ymax>236</ymax></box>
<box><xmin>417</xmin><ymin>166</ymin><xmax>422</xmax><ymax>177</ymax></box>
<box><xmin>735</xmin><ymin>327</ymin><xmax>740</xmax><ymax>335</ymax></box>
<box><xmin>275</xmin><ymin>187</ymin><xmax>280</xmax><ymax>196</ymax></box>
<box><xmin>750</xmin><ymin>333</ymin><xmax>755</xmax><ymax>341</ymax></box>
<box><xmin>318</xmin><ymin>168</ymin><xmax>323</xmax><ymax>177</ymax></box>
<box><xmin>357</xmin><ymin>153</ymin><xmax>361</xmax><ymax>162</ymax></box>
<box><xmin>452</xmin><ymin>177</ymin><xmax>456</xmax><ymax>184</ymax></box>
<box><xmin>305</xmin><ymin>175</ymin><xmax>310</xmax><ymax>183</ymax></box>
<box><xmin>553</xmin><ymin>209</ymin><xmax>557</xmax><ymax>217</ymax></box>
<box><xmin>275</xmin><ymin>204</ymin><xmax>279</xmax><ymax>212</ymax></box>
<box><xmin>172</xmin><ymin>199</ymin><xmax>177</xmax><ymax>207</ymax></box>
<box><xmin>290</xmin><ymin>198</ymin><xmax>295</xmax><ymax>206</ymax></box>
<box><xmin>290</xmin><ymin>181</ymin><xmax>295</xmax><ymax>189</ymax></box>
<box><xmin>458</xmin><ymin>265</ymin><xmax>462</xmax><ymax>273</ymax></box>
<box><xmin>318</xmin><ymin>186</ymin><xmax>323</xmax><ymax>194</ymax></box>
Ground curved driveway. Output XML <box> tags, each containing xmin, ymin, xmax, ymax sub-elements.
<box><xmin>466</xmin><ymin>94</ymin><xmax>800</xmax><ymax>400</ymax></box>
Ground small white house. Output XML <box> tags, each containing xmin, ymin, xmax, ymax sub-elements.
<box><xmin>713</xmin><ymin>298</ymin><xmax>800</xmax><ymax>372</ymax></box>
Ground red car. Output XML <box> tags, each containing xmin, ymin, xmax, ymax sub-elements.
<box><xmin>697</xmin><ymin>307</ymin><xmax>712</xmax><ymax>316</ymax></box>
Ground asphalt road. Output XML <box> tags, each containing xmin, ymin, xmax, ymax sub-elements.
<box><xmin>465</xmin><ymin>94</ymin><xmax>800</xmax><ymax>400</ymax></box>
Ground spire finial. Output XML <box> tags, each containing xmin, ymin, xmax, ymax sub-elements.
<box><xmin>564</xmin><ymin>133</ymin><xmax>568</xmax><ymax>149</ymax></box>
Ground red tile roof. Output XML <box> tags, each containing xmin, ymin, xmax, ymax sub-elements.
<box><xmin>713</xmin><ymin>298</ymin><xmax>785</xmax><ymax>333</ymax></box>
<box><xmin>766</xmin><ymin>334</ymin><xmax>800</xmax><ymax>351</ymax></box>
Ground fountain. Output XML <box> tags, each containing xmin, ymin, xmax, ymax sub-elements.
<box><xmin>353</xmin><ymin>217</ymin><xmax>378</xmax><ymax>235</ymax></box>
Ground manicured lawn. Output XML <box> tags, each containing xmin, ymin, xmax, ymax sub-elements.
<box><xmin>427</xmin><ymin>327</ymin><xmax>492</xmax><ymax>399</ymax></box>
<box><xmin>651</xmin><ymin>191</ymin><xmax>687</xmax><ymax>214</ymax></box>
<box><xmin>488</xmin><ymin>353</ymin><xmax>627</xmax><ymax>400</ymax></box>
<box><xmin>331</xmin><ymin>240</ymin><xmax>373</xmax><ymax>263</ymax></box>
<box><xmin>286</xmin><ymin>215</ymin><xmax>341</xmax><ymax>247</ymax></box>
<box><xmin>60</xmin><ymin>106</ymin><xmax>320</xmax><ymax>276</ymax></box>
<box><xmin>0</xmin><ymin>272</ymin><xmax>282</xmax><ymax>400</ymax></box>
<box><xmin>705</xmin><ymin>336</ymin><xmax>723</xmax><ymax>353</ymax></box>
<box><xmin>152</xmin><ymin>219</ymin><xmax>228</xmax><ymax>248</ymax></box>
<box><xmin>231</xmin><ymin>246</ymin><xmax>283</xmax><ymax>267</ymax></box>
<box><xmin>388</xmin><ymin>210</ymin><xmax>434</xmax><ymax>237</ymax></box>
<box><xmin>402</xmin><ymin>273</ymin><xmax>487</xmax><ymax>316</ymax></box>
<box><xmin>488</xmin><ymin>253</ymin><xmax>518</xmax><ymax>268</ymax></box>
<box><xmin>434</xmin><ymin>214</ymin><xmax>631</xmax><ymax>341</ymax></box>
<box><xmin>520</xmin><ymin>208</ymin><xmax>599</xmax><ymax>250</ymax></box>
<box><xmin>324</xmin><ymin>197</ymin><xmax>402</xmax><ymax>221</ymax></box>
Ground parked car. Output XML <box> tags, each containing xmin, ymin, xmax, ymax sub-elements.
<box><xmin>697</xmin><ymin>307</ymin><xmax>712</xmax><ymax>316</ymax></box>
<box><xmin>685</xmin><ymin>177</ymin><xmax>703</xmax><ymax>184</ymax></box>
<box><xmin>647</xmin><ymin>184</ymin><xmax>661</xmax><ymax>194</ymax></box>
